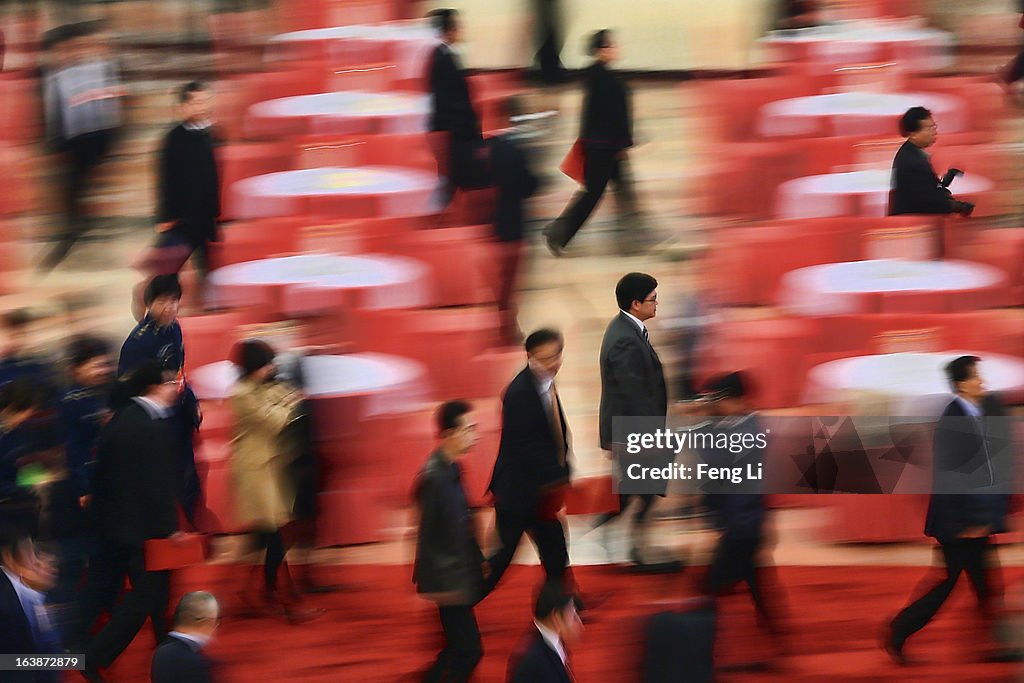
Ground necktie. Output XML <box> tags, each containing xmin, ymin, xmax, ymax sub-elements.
<box><xmin>549</xmin><ymin>385</ymin><xmax>566</xmax><ymax>466</ymax></box>
<box><xmin>642</xmin><ymin>326</ymin><xmax>653</xmax><ymax>351</ymax></box>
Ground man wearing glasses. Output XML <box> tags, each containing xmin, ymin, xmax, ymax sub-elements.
<box><xmin>152</xmin><ymin>591</ymin><xmax>220</xmax><ymax>683</ymax></box>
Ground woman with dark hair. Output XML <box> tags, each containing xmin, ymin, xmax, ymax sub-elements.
<box><xmin>229</xmin><ymin>339</ymin><xmax>321</xmax><ymax>623</ymax></box>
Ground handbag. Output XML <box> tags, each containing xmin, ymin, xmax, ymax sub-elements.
<box><xmin>559</xmin><ymin>139</ymin><xmax>585</xmax><ymax>184</ymax></box>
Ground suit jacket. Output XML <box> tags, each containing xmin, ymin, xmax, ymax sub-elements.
<box><xmin>925</xmin><ymin>398</ymin><xmax>1009</xmax><ymax>543</ymax></box>
<box><xmin>888</xmin><ymin>140</ymin><xmax>956</xmax><ymax>215</ymax></box>
<box><xmin>507</xmin><ymin>630</ymin><xmax>571</xmax><ymax>683</ymax></box>
<box><xmin>599</xmin><ymin>312</ymin><xmax>668</xmax><ymax>450</ymax></box>
<box><xmin>488</xmin><ymin>368</ymin><xmax>571</xmax><ymax>513</ymax></box>
<box><xmin>413</xmin><ymin>450</ymin><xmax>484</xmax><ymax>600</ymax></box>
<box><xmin>0</xmin><ymin>570</ymin><xmax>61</xmax><ymax>683</ymax></box>
<box><xmin>151</xmin><ymin>634</ymin><xmax>214</xmax><ymax>683</ymax></box>
<box><xmin>490</xmin><ymin>131</ymin><xmax>540</xmax><ymax>242</ymax></box>
<box><xmin>91</xmin><ymin>401</ymin><xmax>179</xmax><ymax>547</ymax></box>
<box><xmin>157</xmin><ymin>124</ymin><xmax>220</xmax><ymax>245</ymax></box>
<box><xmin>428</xmin><ymin>43</ymin><xmax>481</xmax><ymax>139</ymax></box>
<box><xmin>580</xmin><ymin>61</ymin><xmax>632</xmax><ymax>151</ymax></box>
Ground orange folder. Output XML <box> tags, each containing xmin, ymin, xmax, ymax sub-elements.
<box><xmin>144</xmin><ymin>533</ymin><xmax>207</xmax><ymax>571</ymax></box>
<box><xmin>559</xmin><ymin>139</ymin><xmax>585</xmax><ymax>184</ymax></box>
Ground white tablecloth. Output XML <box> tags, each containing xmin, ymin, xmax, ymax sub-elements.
<box><xmin>805</xmin><ymin>351</ymin><xmax>1024</xmax><ymax>415</ymax></box>
<box><xmin>760</xmin><ymin>21</ymin><xmax>954</xmax><ymax>70</ymax></box>
<box><xmin>207</xmin><ymin>253</ymin><xmax>434</xmax><ymax>313</ymax></box>
<box><xmin>775</xmin><ymin>170</ymin><xmax>994</xmax><ymax>219</ymax></box>
<box><xmin>190</xmin><ymin>353</ymin><xmax>429</xmax><ymax>417</ymax></box>
<box><xmin>266</xmin><ymin>21</ymin><xmax>439</xmax><ymax>79</ymax></box>
<box><xmin>246</xmin><ymin>91</ymin><xmax>429</xmax><ymax>137</ymax></box>
<box><xmin>778</xmin><ymin>259</ymin><xmax>1005</xmax><ymax>315</ymax></box>
<box><xmin>230</xmin><ymin>166</ymin><xmax>438</xmax><ymax>219</ymax></box>
<box><xmin>758</xmin><ymin>92</ymin><xmax>967</xmax><ymax>138</ymax></box>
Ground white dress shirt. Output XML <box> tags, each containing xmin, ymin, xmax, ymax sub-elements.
<box><xmin>620</xmin><ymin>309</ymin><xmax>647</xmax><ymax>336</ymax></box>
<box><xmin>534</xmin><ymin>621</ymin><xmax>567</xmax><ymax>667</ymax></box>
<box><xmin>132</xmin><ymin>395</ymin><xmax>172</xmax><ymax>420</ymax></box>
<box><xmin>2</xmin><ymin>567</ymin><xmax>54</xmax><ymax>645</ymax></box>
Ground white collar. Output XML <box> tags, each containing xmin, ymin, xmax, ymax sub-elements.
<box><xmin>620</xmin><ymin>309</ymin><xmax>647</xmax><ymax>333</ymax></box>
<box><xmin>954</xmin><ymin>395</ymin><xmax>982</xmax><ymax>418</ymax></box>
<box><xmin>183</xmin><ymin>120</ymin><xmax>211</xmax><ymax>131</ymax></box>
<box><xmin>132</xmin><ymin>395</ymin><xmax>172</xmax><ymax>420</ymax></box>
<box><xmin>169</xmin><ymin>630</ymin><xmax>208</xmax><ymax>650</ymax></box>
<box><xmin>2</xmin><ymin>566</ymin><xmax>46</xmax><ymax>616</ymax></box>
<box><xmin>534</xmin><ymin>621</ymin><xmax>566</xmax><ymax>666</ymax></box>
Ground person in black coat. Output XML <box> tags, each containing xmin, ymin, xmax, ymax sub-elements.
<box><xmin>426</xmin><ymin>9</ymin><xmax>487</xmax><ymax>203</ymax></box>
<box><xmin>886</xmin><ymin>355</ymin><xmax>1010</xmax><ymax>665</ymax></box>
<box><xmin>153</xmin><ymin>81</ymin><xmax>220</xmax><ymax>285</ymax></box>
<box><xmin>0</xmin><ymin>380</ymin><xmax>45</xmax><ymax>538</ymax></box>
<box><xmin>151</xmin><ymin>591</ymin><xmax>219</xmax><ymax>683</ymax></box>
<box><xmin>593</xmin><ymin>273</ymin><xmax>669</xmax><ymax>567</ymax></box>
<box><xmin>78</xmin><ymin>361</ymin><xmax>183</xmax><ymax>682</ymax></box>
<box><xmin>483</xmin><ymin>329</ymin><xmax>572</xmax><ymax>599</ymax></box>
<box><xmin>545</xmin><ymin>29</ymin><xmax>642</xmax><ymax>255</ymax></box>
<box><xmin>0</xmin><ymin>526</ymin><xmax>61</xmax><ymax>683</ymax></box>
<box><xmin>489</xmin><ymin>95</ymin><xmax>541</xmax><ymax>344</ymax></box>
<box><xmin>414</xmin><ymin>401</ymin><xmax>485</xmax><ymax>683</ymax></box>
<box><xmin>888</xmin><ymin>107</ymin><xmax>974</xmax><ymax>224</ymax></box>
<box><xmin>507</xmin><ymin>581</ymin><xmax>583</xmax><ymax>683</ymax></box>
<box><xmin>531</xmin><ymin>0</ymin><xmax>566</xmax><ymax>84</ymax></box>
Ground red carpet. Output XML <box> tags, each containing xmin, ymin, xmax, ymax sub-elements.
<box><xmin>80</xmin><ymin>563</ymin><xmax>1024</xmax><ymax>682</ymax></box>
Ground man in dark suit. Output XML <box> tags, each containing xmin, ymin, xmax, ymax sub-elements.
<box><xmin>413</xmin><ymin>401</ymin><xmax>485</xmax><ymax>683</ymax></box>
<box><xmin>594</xmin><ymin>273</ymin><xmax>668</xmax><ymax>567</ymax></box>
<box><xmin>507</xmin><ymin>580</ymin><xmax>583</xmax><ymax>683</ymax></box>
<box><xmin>426</xmin><ymin>8</ymin><xmax>487</xmax><ymax>203</ymax></box>
<box><xmin>888</xmin><ymin>105</ymin><xmax>974</xmax><ymax>256</ymax></box>
<box><xmin>153</xmin><ymin>81</ymin><xmax>220</xmax><ymax>286</ymax></box>
<box><xmin>78</xmin><ymin>361</ymin><xmax>183</xmax><ymax>682</ymax></box>
<box><xmin>886</xmin><ymin>355</ymin><xmax>1010</xmax><ymax>665</ymax></box>
<box><xmin>483</xmin><ymin>329</ymin><xmax>572</xmax><ymax>598</ymax></box>
<box><xmin>0</xmin><ymin>526</ymin><xmax>61</xmax><ymax>683</ymax></box>
<box><xmin>151</xmin><ymin>591</ymin><xmax>219</xmax><ymax>683</ymax></box>
<box><xmin>545</xmin><ymin>29</ymin><xmax>643</xmax><ymax>256</ymax></box>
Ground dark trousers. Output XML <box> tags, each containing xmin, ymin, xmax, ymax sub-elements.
<box><xmin>554</xmin><ymin>147</ymin><xmax>637</xmax><ymax>248</ymax></box>
<box><xmin>80</xmin><ymin>540</ymin><xmax>170</xmax><ymax>669</ymax></box>
<box><xmin>891</xmin><ymin>537</ymin><xmax>998</xmax><ymax>645</ymax></box>
<box><xmin>424</xmin><ymin>605</ymin><xmax>483</xmax><ymax>683</ymax></box>
<box><xmin>47</xmin><ymin>536</ymin><xmax>93</xmax><ymax>646</ymax></box>
<box><xmin>494</xmin><ymin>241</ymin><xmax>524</xmax><ymax>338</ymax></box>
<box><xmin>705</xmin><ymin>535</ymin><xmax>776</xmax><ymax>631</ymax></box>
<box><xmin>483</xmin><ymin>503</ymin><xmax>568</xmax><ymax>597</ymax></box>
<box><xmin>532</xmin><ymin>0</ymin><xmax>564</xmax><ymax>81</ymax></box>
<box><xmin>43</xmin><ymin>130</ymin><xmax>114</xmax><ymax>270</ymax></box>
<box><xmin>594</xmin><ymin>493</ymin><xmax>657</xmax><ymax>529</ymax></box>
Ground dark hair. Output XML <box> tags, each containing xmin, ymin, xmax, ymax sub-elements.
<box><xmin>144</xmin><ymin>275</ymin><xmax>182</xmax><ymax>306</ymax></box>
<box><xmin>179</xmin><ymin>81</ymin><xmax>208</xmax><ymax>104</ymax></box>
<box><xmin>525</xmin><ymin>328</ymin><xmax>563</xmax><ymax>354</ymax></box>
<box><xmin>236</xmin><ymin>339</ymin><xmax>276</xmax><ymax>379</ymax></box>
<box><xmin>429</xmin><ymin>8</ymin><xmax>459</xmax><ymax>35</ymax></box>
<box><xmin>899</xmin><ymin>106</ymin><xmax>932</xmax><ymax>137</ymax></box>
<box><xmin>0</xmin><ymin>379</ymin><xmax>41</xmax><ymax>414</ymax></box>
<box><xmin>588</xmin><ymin>29</ymin><xmax>612</xmax><ymax>56</ymax></box>
<box><xmin>436</xmin><ymin>400</ymin><xmax>471</xmax><ymax>434</ymax></box>
<box><xmin>615</xmin><ymin>272</ymin><xmax>658</xmax><ymax>311</ymax></box>
<box><xmin>946</xmin><ymin>355</ymin><xmax>980</xmax><ymax>393</ymax></box>
<box><xmin>0</xmin><ymin>523</ymin><xmax>30</xmax><ymax>566</ymax></box>
<box><xmin>127</xmin><ymin>360</ymin><xmax>168</xmax><ymax>397</ymax></box>
<box><xmin>534</xmin><ymin>580</ymin><xmax>583</xmax><ymax>620</ymax></box>
<box><xmin>68</xmin><ymin>335</ymin><xmax>111</xmax><ymax>369</ymax></box>
<box><xmin>3</xmin><ymin>309</ymin><xmax>32</xmax><ymax>330</ymax></box>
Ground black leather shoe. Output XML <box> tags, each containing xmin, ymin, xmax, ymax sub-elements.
<box><xmin>882</xmin><ymin>625</ymin><xmax>909</xmax><ymax>666</ymax></box>
<box><xmin>543</xmin><ymin>225</ymin><xmax>564</xmax><ymax>257</ymax></box>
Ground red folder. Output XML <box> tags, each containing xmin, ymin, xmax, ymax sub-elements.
<box><xmin>559</xmin><ymin>139</ymin><xmax>585</xmax><ymax>184</ymax></box>
<box><xmin>144</xmin><ymin>533</ymin><xmax>207</xmax><ymax>571</ymax></box>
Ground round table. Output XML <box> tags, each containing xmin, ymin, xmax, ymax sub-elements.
<box><xmin>778</xmin><ymin>259</ymin><xmax>1006</xmax><ymax>316</ymax></box>
<box><xmin>207</xmin><ymin>253</ymin><xmax>434</xmax><ymax>314</ymax></box>
<box><xmin>266</xmin><ymin>21</ymin><xmax>438</xmax><ymax>79</ymax></box>
<box><xmin>758</xmin><ymin>91</ymin><xmax>967</xmax><ymax>138</ymax></box>
<box><xmin>775</xmin><ymin>170</ymin><xmax>994</xmax><ymax>219</ymax></box>
<box><xmin>230</xmin><ymin>166</ymin><xmax>437</xmax><ymax>219</ymax></box>
<box><xmin>245</xmin><ymin>91</ymin><xmax>429</xmax><ymax>138</ymax></box>
<box><xmin>805</xmin><ymin>351</ymin><xmax>1024</xmax><ymax>415</ymax></box>
<box><xmin>759</xmin><ymin>21</ymin><xmax>954</xmax><ymax>71</ymax></box>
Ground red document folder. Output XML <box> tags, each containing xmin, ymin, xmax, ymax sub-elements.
<box><xmin>559</xmin><ymin>139</ymin><xmax>585</xmax><ymax>183</ymax></box>
<box><xmin>144</xmin><ymin>534</ymin><xmax>207</xmax><ymax>571</ymax></box>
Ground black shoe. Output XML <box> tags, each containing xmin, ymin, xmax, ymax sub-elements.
<box><xmin>543</xmin><ymin>225</ymin><xmax>564</xmax><ymax>257</ymax></box>
<box><xmin>627</xmin><ymin>559</ymin><xmax>685</xmax><ymax>574</ymax></box>
<box><xmin>882</xmin><ymin>625</ymin><xmax>909</xmax><ymax>666</ymax></box>
<box><xmin>301</xmin><ymin>581</ymin><xmax>342</xmax><ymax>594</ymax></box>
<box><xmin>987</xmin><ymin>650</ymin><xmax>1024</xmax><ymax>663</ymax></box>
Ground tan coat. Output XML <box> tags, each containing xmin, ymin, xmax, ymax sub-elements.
<box><xmin>230</xmin><ymin>378</ymin><xmax>302</xmax><ymax>531</ymax></box>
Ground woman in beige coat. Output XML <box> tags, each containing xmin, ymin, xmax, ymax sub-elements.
<box><xmin>231</xmin><ymin>339</ymin><xmax>320</xmax><ymax>623</ymax></box>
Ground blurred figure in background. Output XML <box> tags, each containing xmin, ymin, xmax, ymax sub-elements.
<box><xmin>40</xmin><ymin>21</ymin><xmax>124</xmax><ymax>271</ymax></box>
<box><xmin>80</xmin><ymin>361</ymin><xmax>182</xmax><ymax>682</ymax></box>
<box><xmin>151</xmin><ymin>591</ymin><xmax>219</xmax><ymax>683</ymax></box>
<box><xmin>506</xmin><ymin>580</ymin><xmax>584</xmax><ymax>683</ymax></box>
<box><xmin>489</xmin><ymin>95</ymin><xmax>541</xmax><ymax>345</ymax></box>
<box><xmin>230</xmin><ymin>340</ymin><xmax>322</xmax><ymax>624</ymax></box>
<box><xmin>119</xmin><ymin>274</ymin><xmax>202</xmax><ymax>527</ymax></box>
<box><xmin>426</xmin><ymin>8</ymin><xmax>487</xmax><ymax>205</ymax></box>
<box><xmin>0</xmin><ymin>380</ymin><xmax>45</xmax><ymax>536</ymax></box>
<box><xmin>775</xmin><ymin>0</ymin><xmax>822</xmax><ymax>30</ymax></box>
<box><xmin>0</xmin><ymin>525</ymin><xmax>61</xmax><ymax>683</ymax></box>
<box><xmin>413</xmin><ymin>400</ymin><xmax>484</xmax><ymax>683</ymax></box>
<box><xmin>0</xmin><ymin>310</ymin><xmax>60</xmax><ymax>397</ymax></box>
<box><xmin>545</xmin><ymin>29</ymin><xmax>645</xmax><ymax>256</ymax></box>
<box><xmin>530</xmin><ymin>0</ymin><xmax>566</xmax><ymax>85</ymax></box>
<box><xmin>153</xmin><ymin>81</ymin><xmax>221</xmax><ymax>294</ymax></box>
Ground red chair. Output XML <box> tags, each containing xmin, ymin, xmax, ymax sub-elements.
<box><xmin>0</xmin><ymin>78</ymin><xmax>39</xmax><ymax>142</ymax></box>
<box><xmin>217</xmin><ymin>142</ymin><xmax>295</xmax><ymax>220</ymax></box>
<box><xmin>209</xmin><ymin>216</ymin><xmax>313</xmax><ymax>269</ymax></box>
<box><xmin>180</xmin><ymin>309</ymin><xmax>267</xmax><ymax>372</ymax></box>
<box><xmin>693</xmin><ymin>76</ymin><xmax>821</xmax><ymax>142</ymax></box>
<box><xmin>0</xmin><ymin>143</ymin><xmax>35</xmax><ymax>214</ymax></box>
<box><xmin>391</xmin><ymin>225</ymin><xmax>495</xmax><ymax>306</ymax></box>
<box><xmin>193</xmin><ymin>440</ymin><xmax>245</xmax><ymax>534</ymax></box>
